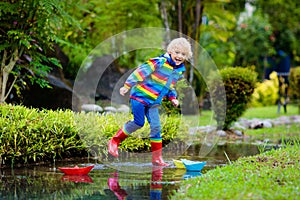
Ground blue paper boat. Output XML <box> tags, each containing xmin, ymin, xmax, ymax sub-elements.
<box><xmin>182</xmin><ymin>159</ymin><xmax>206</xmax><ymax>172</ymax></box>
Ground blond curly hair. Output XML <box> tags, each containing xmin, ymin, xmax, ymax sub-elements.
<box><xmin>167</xmin><ymin>37</ymin><xmax>193</xmax><ymax>60</ymax></box>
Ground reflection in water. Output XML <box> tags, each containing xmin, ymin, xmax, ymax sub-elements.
<box><xmin>150</xmin><ymin>167</ymin><xmax>164</xmax><ymax>200</ymax></box>
<box><xmin>108</xmin><ymin>172</ymin><xmax>128</xmax><ymax>199</ymax></box>
<box><xmin>182</xmin><ymin>171</ymin><xmax>202</xmax><ymax>179</ymax></box>
<box><xmin>172</xmin><ymin>169</ymin><xmax>202</xmax><ymax>180</ymax></box>
<box><xmin>61</xmin><ymin>175</ymin><xmax>93</xmax><ymax>183</ymax></box>
<box><xmin>106</xmin><ymin>166</ymin><xmax>202</xmax><ymax>200</ymax></box>
<box><xmin>108</xmin><ymin>166</ymin><xmax>166</xmax><ymax>200</ymax></box>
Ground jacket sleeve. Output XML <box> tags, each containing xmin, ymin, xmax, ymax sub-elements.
<box><xmin>167</xmin><ymin>89</ymin><xmax>177</xmax><ymax>101</ymax></box>
<box><xmin>124</xmin><ymin>58</ymin><xmax>162</xmax><ymax>89</ymax></box>
<box><xmin>167</xmin><ymin>71</ymin><xmax>185</xmax><ymax>101</ymax></box>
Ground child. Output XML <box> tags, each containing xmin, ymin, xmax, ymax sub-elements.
<box><xmin>108</xmin><ymin>37</ymin><xmax>193</xmax><ymax>166</ymax></box>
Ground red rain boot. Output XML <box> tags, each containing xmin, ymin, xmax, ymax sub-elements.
<box><xmin>151</xmin><ymin>141</ymin><xmax>169</xmax><ymax>166</ymax></box>
<box><xmin>108</xmin><ymin>129</ymin><xmax>128</xmax><ymax>157</ymax></box>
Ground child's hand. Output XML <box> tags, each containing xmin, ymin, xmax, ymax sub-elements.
<box><xmin>119</xmin><ymin>87</ymin><xmax>129</xmax><ymax>96</ymax></box>
<box><xmin>171</xmin><ymin>99</ymin><xmax>179</xmax><ymax>107</ymax></box>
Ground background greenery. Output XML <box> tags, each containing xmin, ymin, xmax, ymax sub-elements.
<box><xmin>1</xmin><ymin>0</ymin><xmax>300</xmax><ymax>107</ymax></box>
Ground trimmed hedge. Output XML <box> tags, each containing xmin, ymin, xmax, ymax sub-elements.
<box><xmin>289</xmin><ymin>66</ymin><xmax>300</xmax><ymax>113</ymax></box>
<box><xmin>0</xmin><ymin>105</ymin><xmax>86</xmax><ymax>166</ymax></box>
<box><xmin>0</xmin><ymin>104</ymin><xmax>187</xmax><ymax>166</ymax></box>
<box><xmin>209</xmin><ymin>67</ymin><xmax>257</xmax><ymax>130</ymax></box>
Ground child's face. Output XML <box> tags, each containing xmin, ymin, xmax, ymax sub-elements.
<box><xmin>169</xmin><ymin>50</ymin><xmax>187</xmax><ymax>66</ymax></box>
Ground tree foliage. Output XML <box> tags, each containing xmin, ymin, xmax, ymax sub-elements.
<box><xmin>163</xmin><ymin>0</ymin><xmax>240</xmax><ymax>107</ymax></box>
<box><xmin>2</xmin><ymin>0</ymin><xmax>300</xmax><ymax>109</ymax></box>
<box><xmin>59</xmin><ymin>0</ymin><xmax>162</xmax><ymax>78</ymax></box>
<box><xmin>251</xmin><ymin>0</ymin><xmax>300</xmax><ymax>65</ymax></box>
<box><xmin>0</xmin><ymin>0</ymin><xmax>78</xmax><ymax>103</ymax></box>
<box><xmin>232</xmin><ymin>12</ymin><xmax>275</xmax><ymax>78</ymax></box>
<box><xmin>200</xmin><ymin>1</ymin><xmax>237</xmax><ymax>68</ymax></box>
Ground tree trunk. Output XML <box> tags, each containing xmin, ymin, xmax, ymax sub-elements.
<box><xmin>160</xmin><ymin>0</ymin><xmax>171</xmax><ymax>43</ymax></box>
<box><xmin>178</xmin><ymin>0</ymin><xmax>182</xmax><ymax>37</ymax></box>
<box><xmin>189</xmin><ymin>0</ymin><xmax>203</xmax><ymax>84</ymax></box>
<box><xmin>1</xmin><ymin>48</ymin><xmax>19</xmax><ymax>103</ymax></box>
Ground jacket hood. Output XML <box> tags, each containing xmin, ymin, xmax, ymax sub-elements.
<box><xmin>162</xmin><ymin>53</ymin><xmax>185</xmax><ymax>71</ymax></box>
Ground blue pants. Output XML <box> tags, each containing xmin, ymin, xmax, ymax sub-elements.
<box><xmin>123</xmin><ymin>99</ymin><xmax>161</xmax><ymax>139</ymax></box>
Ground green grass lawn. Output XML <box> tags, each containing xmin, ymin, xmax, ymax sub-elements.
<box><xmin>191</xmin><ymin>104</ymin><xmax>299</xmax><ymax>126</ymax></box>
<box><xmin>182</xmin><ymin>105</ymin><xmax>300</xmax><ymax>144</ymax></box>
<box><xmin>245</xmin><ymin>123</ymin><xmax>300</xmax><ymax>138</ymax></box>
<box><xmin>170</xmin><ymin>105</ymin><xmax>300</xmax><ymax>199</ymax></box>
<box><xmin>170</xmin><ymin>142</ymin><xmax>300</xmax><ymax>200</ymax></box>
<box><xmin>241</xmin><ymin>105</ymin><xmax>300</xmax><ymax>138</ymax></box>
<box><xmin>241</xmin><ymin>104</ymin><xmax>299</xmax><ymax>119</ymax></box>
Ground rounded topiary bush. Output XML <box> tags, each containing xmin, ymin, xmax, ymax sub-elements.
<box><xmin>209</xmin><ymin>67</ymin><xmax>257</xmax><ymax>130</ymax></box>
<box><xmin>289</xmin><ymin>66</ymin><xmax>300</xmax><ymax>113</ymax></box>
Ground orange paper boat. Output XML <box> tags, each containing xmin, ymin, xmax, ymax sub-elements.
<box><xmin>58</xmin><ymin>165</ymin><xmax>94</xmax><ymax>175</ymax></box>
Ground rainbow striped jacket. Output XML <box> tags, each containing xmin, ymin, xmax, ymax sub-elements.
<box><xmin>124</xmin><ymin>53</ymin><xmax>186</xmax><ymax>106</ymax></box>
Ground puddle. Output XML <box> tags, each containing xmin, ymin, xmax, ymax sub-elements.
<box><xmin>0</xmin><ymin>142</ymin><xmax>277</xmax><ymax>199</ymax></box>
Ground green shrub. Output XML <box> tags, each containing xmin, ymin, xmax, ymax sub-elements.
<box><xmin>209</xmin><ymin>67</ymin><xmax>257</xmax><ymax>130</ymax></box>
<box><xmin>251</xmin><ymin>71</ymin><xmax>279</xmax><ymax>107</ymax></box>
<box><xmin>289</xmin><ymin>66</ymin><xmax>300</xmax><ymax>113</ymax></box>
<box><xmin>0</xmin><ymin>104</ymin><xmax>187</xmax><ymax>166</ymax></box>
<box><xmin>75</xmin><ymin>111</ymin><xmax>187</xmax><ymax>154</ymax></box>
<box><xmin>0</xmin><ymin>104</ymin><xmax>86</xmax><ymax>166</ymax></box>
